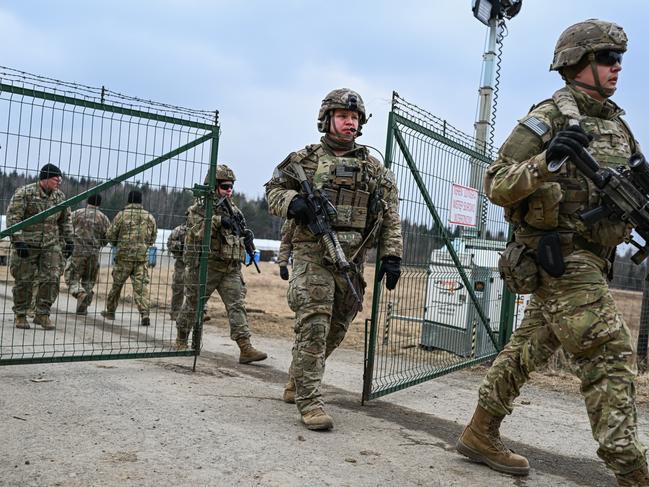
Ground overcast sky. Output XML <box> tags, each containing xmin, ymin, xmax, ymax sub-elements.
<box><xmin>0</xmin><ymin>1</ymin><xmax>646</xmax><ymax>198</ymax></box>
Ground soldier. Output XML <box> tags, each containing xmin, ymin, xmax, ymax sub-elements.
<box><xmin>64</xmin><ymin>194</ymin><xmax>110</xmax><ymax>315</ymax></box>
<box><xmin>167</xmin><ymin>220</ymin><xmax>188</xmax><ymax>321</ymax></box>
<box><xmin>7</xmin><ymin>163</ymin><xmax>74</xmax><ymax>329</ymax></box>
<box><xmin>176</xmin><ymin>164</ymin><xmax>267</xmax><ymax>364</ymax></box>
<box><xmin>455</xmin><ymin>20</ymin><xmax>649</xmax><ymax>485</ymax></box>
<box><xmin>277</xmin><ymin>218</ymin><xmax>295</xmax><ymax>281</ymax></box>
<box><xmin>101</xmin><ymin>190</ymin><xmax>157</xmax><ymax>326</ymax></box>
<box><xmin>265</xmin><ymin>89</ymin><xmax>403</xmax><ymax>431</ymax></box>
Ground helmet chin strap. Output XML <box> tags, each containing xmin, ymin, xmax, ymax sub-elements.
<box><xmin>569</xmin><ymin>52</ymin><xmax>616</xmax><ymax>99</ymax></box>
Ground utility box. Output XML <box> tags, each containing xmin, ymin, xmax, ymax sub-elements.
<box><xmin>420</xmin><ymin>240</ymin><xmax>519</xmax><ymax>357</ymax></box>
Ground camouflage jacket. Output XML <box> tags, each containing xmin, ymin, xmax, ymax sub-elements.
<box><xmin>107</xmin><ymin>203</ymin><xmax>157</xmax><ymax>261</ymax></box>
<box><xmin>486</xmin><ymin>85</ymin><xmax>639</xmax><ymax>249</ymax></box>
<box><xmin>277</xmin><ymin>219</ymin><xmax>295</xmax><ymax>266</ymax></box>
<box><xmin>71</xmin><ymin>206</ymin><xmax>110</xmax><ymax>255</ymax></box>
<box><xmin>265</xmin><ymin>143</ymin><xmax>402</xmax><ymax>266</ymax></box>
<box><xmin>6</xmin><ymin>181</ymin><xmax>73</xmax><ymax>248</ymax></box>
<box><xmin>184</xmin><ymin>198</ymin><xmax>248</xmax><ymax>266</ymax></box>
<box><xmin>167</xmin><ymin>223</ymin><xmax>187</xmax><ymax>259</ymax></box>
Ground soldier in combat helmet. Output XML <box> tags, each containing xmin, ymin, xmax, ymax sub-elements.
<box><xmin>456</xmin><ymin>20</ymin><xmax>648</xmax><ymax>486</ymax></box>
<box><xmin>265</xmin><ymin>89</ymin><xmax>403</xmax><ymax>431</ymax></box>
<box><xmin>176</xmin><ymin>164</ymin><xmax>267</xmax><ymax>364</ymax></box>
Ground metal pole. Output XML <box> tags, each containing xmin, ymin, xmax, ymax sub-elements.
<box><xmin>637</xmin><ymin>278</ymin><xmax>649</xmax><ymax>372</ymax></box>
<box><xmin>468</xmin><ymin>19</ymin><xmax>501</xmax><ymax>239</ymax></box>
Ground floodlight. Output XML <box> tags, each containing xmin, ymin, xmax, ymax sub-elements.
<box><xmin>472</xmin><ymin>0</ymin><xmax>522</xmax><ymax>25</ymax></box>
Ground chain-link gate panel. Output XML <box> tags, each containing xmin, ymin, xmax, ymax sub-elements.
<box><xmin>0</xmin><ymin>67</ymin><xmax>219</xmax><ymax>365</ymax></box>
<box><xmin>363</xmin><ymin>93</ymin><xmax>515</xmax><ymax>401</ymax></box>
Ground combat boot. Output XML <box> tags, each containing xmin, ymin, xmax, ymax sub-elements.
<box><xmin>76</xmin><ymin>291</ymin><xmax>88</xmax><ymax>315</ymax></box>
<box><xmin>175</xmin><ymin>329</ymin><xmax>189</xmax><ymax>351</ymax></box>
<box><xmin>100</xmin><ymin>310</ymin><xmax>115</xmax><ymax>320</ymax></box>
<box><xmin>617</xmin><ymin>464</ymin><xmax>649</xmax><ymax>486</ymax></box>
<box><xmin>456</xmin><ymin>405</ymin><xmax>530</xmax><ymax>476</ymax></box>
<box><xmin>301</xmin><ymin>408</ymin><xmax>334</xmax><ymax>431</ymax></box>
<box><xmin>141</xmin><ymin>316</ymin><xmax>150</xmax><ymax>327</ymax></box>
<box><xmin>33</xmin><ymin>314</ymin><xmax>55</xmax><ymax>330</ymax></box>
<box><xmin>15</xmin><ymin>315</ymin><xmax>30</xmax><ymax>329</ymax></box>
<box><xmin>283</xmin><ymin>377</ymin><xmax>296</xmax><ymax>404</ymax></box>
<box><xmin>236</xmin><ymin>338</ymin><xmax>268</xmax><ymax>364</ymax></box>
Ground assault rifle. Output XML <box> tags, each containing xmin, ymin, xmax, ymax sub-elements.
<box><xmin>216</xmin><ymin>196</ymin><xmax>261</xmax><ymax>273</ymax></box>
<box><xmin>549</xmin><ymin>150</ymin><xmax>649</xmax><ymax>265</ymax></box>
<box><xmin>285</xmin><ymin>163</ymin><xmax>361</xmax><ymax>306</ymax></box>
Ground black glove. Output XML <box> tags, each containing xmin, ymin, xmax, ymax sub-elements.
<box><xmin>14</xmin><ymin>241</ymin><xmax>30</xmax><ymax>258</ymax></box>
<box><xmin>546</xmin><ymin>125</ymin><xmax>591</xmax><ymax>165</ymax></box>
<box><xmin>287</xmin><ymin>196</ymin><xmax>316</xmax><ymax>225</ymax></box>
<box><xmin>63</xmin><ymin>240</ymin><xmax>74</xmax><ymax>259</ymax></box>
<box><xmin>279</xmin><ymin>265</ymin><xmax>289</xmax><ymax>281</ymax></box>
<box><xmin>220</xmin><ymin>216</ymin><xmax>233</xmax><ymax>230</ymax></box>
<box><xmin>378</xmin><ymin>256</ymin><xmax>401</xmax><ymax>291</ymax></box>
<box><xmin>243</xmin><ymin>228</ymin><xmax>254</xmax><ymax>247</ymax></box>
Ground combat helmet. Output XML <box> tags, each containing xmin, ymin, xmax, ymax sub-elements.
<box><xmin>550</xmin><ymin>19</ymin><xmax>627</xmax><ymax>97</ymax></box>
<box><xmin>216</xmin><ymin>164</ymin><xmax>236</xmax><ymax>181</ymax></box>
<box><xmin>317</xmin><ymin>88</ymin><xmax>367</xmax><ymax>135</ymax></box>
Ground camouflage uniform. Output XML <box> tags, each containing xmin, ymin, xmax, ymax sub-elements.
<box><xmin>265</xmin><ymin>91</ymin><xmax>402</xmax><ymax>417</ymax></box>
<box><xmin>167</xmin><ymin>222</ymin><xmax>187</xmax><ymax>320</ymax></box>
<box><xmin>104</xmin><ymin>203</ymin><xmax>157</xmax><ymax>319</ymax></box>
<box><xmin>468</xmin><ymin>22</ymin><xmax>647</xmax><ymax>480</ymax></box>
<box><xmin>277</xmin><ymin>219</ymin><xmax>295</xmax><ymax>267</ymax></box>
<box><xmin>176</xmin><ymin>199</ymin><xmax>251</xmax><ymax>342</ymax></box>
<box><xmin>6</xmin><ymin>181</ymin><xmax>72</xmax><ymax>318</ymax></box>
<box><xmin>64</xmin><ymin>205</ymin><xmax>110</xmax><ymax>308</ymax></box>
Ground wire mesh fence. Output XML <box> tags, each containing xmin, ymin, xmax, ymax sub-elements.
<box><xmin>0</xmin><ymin>66</ymin><xmax>218</xmax><ymax>365</ymax></box>
<box><xmin>363</xmin><ymin>92</ymin><xmax>516</xmax><ymax>401</ymax></box>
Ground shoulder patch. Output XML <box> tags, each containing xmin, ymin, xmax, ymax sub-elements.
<box><xmin>520</xmin><ymin>116</ymin><xmax>551</xmax><ymax>139</ymax></box>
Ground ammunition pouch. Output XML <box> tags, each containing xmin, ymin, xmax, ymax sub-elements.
<box><xmin>498</xmin><ymin>241</ymin><xmax>539</xmax><ymax>294</ymax></box>
<box><xmin>524</xmin><ymin>183</ymin><xmax>563</xmax><ymax>230</ymax></box>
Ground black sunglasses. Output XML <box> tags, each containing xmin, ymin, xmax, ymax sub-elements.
<box><xmin>594</xmin><ymin>50</ymin><xmax>623</xmax><ymax>66</ymax></box>
<box><xmin>219</xmin><ymin>183</ymin><xmax>233</xmax><ymax>190</ymax></box>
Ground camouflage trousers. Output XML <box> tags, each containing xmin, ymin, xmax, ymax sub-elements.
<box><xmin>176</xmin><ymin>260</ymin><xmax>250</xmax><ymax>341</ymax></box>
<box><xmin>10</xmin><ymin>246</ymin><xmax>63</xmax><ymax>316</ymax></box>
<box><xmin>105</xmin><ymin>257</ymin><xmax>150</xmax><ymax>317</ymax></box>
<box><xmin>478</xmin><ymin>250</ymin><xmax>647</xmax><ymax>476</ymax></box>
<box><xmin>64</xmin><ymin>252</ymin><xmax>100</xmax><ymax>303</ymax></box>
<box><xmin>170</xmin><ymin>257</ymin><xmax>185</xmax><ymax>318</ymax></box>
<box><xmin>287</xmin><ymin>260</ymin><xmax>365</xmax><ymax>414</ymax></box>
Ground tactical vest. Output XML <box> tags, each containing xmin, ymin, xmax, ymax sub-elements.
<box><xmin>521</xmin><ymin>87</ymin><xmax>635</xmax><ymax>248</ymax></box>
<box><xmin>310</xmin><ymin>151</ymin><xmax>381</xmax><ymax>260</ymax></box>
<box><xmin>210</xmin><ymin>205</ymin><xmax>246</xmax><ymax>263</ymax></box>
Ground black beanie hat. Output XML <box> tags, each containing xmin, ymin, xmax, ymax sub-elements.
<box><xmin>87</xmin><ymin>194</ymin><xmax>102</xmax><ymax>206</ymax></box>
<box><xmin>39</xmin><ymin>163</ymin><xmax>63</xmax><ymax>180</ymax></box>
<box><xmin>127</xmin><ymin>190</ymin><xmax>143</xmax><ymax>204</ymax></box>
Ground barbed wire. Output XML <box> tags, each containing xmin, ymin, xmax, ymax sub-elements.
<box><xmin>0</xmin><ymin>66</ymin><xmax>217</xmax><ymax>125</ymax></box>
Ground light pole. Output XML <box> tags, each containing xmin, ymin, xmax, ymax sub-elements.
<box><xmin>468</xmin><ymin>0</ymin><xmax>522</xmax><ymax>239</ymax></box>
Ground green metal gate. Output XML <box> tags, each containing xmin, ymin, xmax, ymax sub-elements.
<box><xmin>0</xmin><ymin>67</ymin><xmax>218</xmax><ymax>365</ymax></box>
<box><xmin>363</xmin><ymin>92</ymin><xmax>515</xmax><ymax>401</ymax></box>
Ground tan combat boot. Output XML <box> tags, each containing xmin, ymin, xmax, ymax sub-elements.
<box><xmin>15</xmin><ymin>315</ymin><xmax>30</xmax><ymax>329</ymax></box>
<box><xmin>33</xmin><ymin>314</ymin><xmax>55</xmax><ymax>330</ymax></box>
<box><xmin>456</xmin><ymin>405</ymin><xmax>530</xmax><ymax>476</ymax></box>
<box><xmin>236</xmin><ymin>338</ymin><xmax>268</xmax><ymax>364</ymax></box>
<box><xmin>617</xmin><ymin>464</ymin><xmax>649</xmax><ymax>486</ymax></box>
<box><xmin>75</xmin><ymin>291</ymin><xmax>88</xmax><ymax>315</ymax></box>
<box><xmin>283</xmin><ymin>377</ymin><xmax>296</xmax><ymax>404</ymax></box>
<box><xmin>175</xmin><ymin>329</ymin><xmax>189</xmax><ymax>351</ymax></box>
<box><xmin>302</xmin><ymin>408</ymin><xmax>334</xmax><ymax>431</ymax></box>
